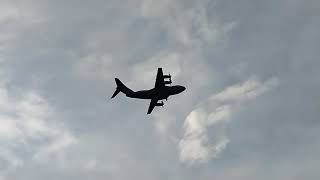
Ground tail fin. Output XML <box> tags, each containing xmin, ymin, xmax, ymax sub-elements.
<box><xmin>111</xmin><ymin>78</ymin><xmax>134</xmax><ymax>98</ymax></box>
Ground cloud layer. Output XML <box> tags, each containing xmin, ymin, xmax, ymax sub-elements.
<box><xmin>0</xmin><ymin>73</ymin><xmax>77</xmax><ymax>177</ymax></box>
<box><xmin>1</xmin><ymin>0</ymin><xmax>320</xmax><ymax>179</ymax></box>
<box><xmin>180</xmin><ymin>77</ymin><xmax>279</xmax><ymax>163</ymax></box>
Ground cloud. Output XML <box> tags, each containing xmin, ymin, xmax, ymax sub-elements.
<box><xmin>0</xmin><ymin>1</ymin><xmax>19</xmax><ymax>22</ymax></box>
<box><xmin>83</xmin><ymin>158</ymin><xmax>98</xmax><ymax>171</ymax></box>
<box><xmin>0</xmin><ymin>74</ymin><xmax>77</xmax><ymax>174</ymax></box>
<box><xmin>33</xmin><ymin>132</ymin><xmax>78</xmax><ymax>163</ymax></box>
<box><xmin>179</xmin><ymin>77</ymin><xmax>279</xmax><ymax>164</ymax></box>
<box><xmin>0</xmin><ymin>0</ymin><xmax>318</xmax><ymax>179</ymax></box>
<box><xmin>141</xmin><ymin>0</ymin><xmax>237</xmax><ymax>48</ymax></box>
<box><xmin>72</xmin><ymin>53</ymin><xmax>115</xmax><ymax>80</ymax></box>
<box><xmin>136</xmin><ymin>0</ymin><xmax>240</xmax><ymax>164</ymax></box>
<box><xmin>211</xmin><ymin>77</ymin><xmax>279</xmax><ymax>103</ymax></box>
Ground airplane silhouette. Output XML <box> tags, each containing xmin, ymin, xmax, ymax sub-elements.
<box><xmin>111</xmin><ymin>68</ymin><xmax>186</xmax><ymax>114</ymax></box>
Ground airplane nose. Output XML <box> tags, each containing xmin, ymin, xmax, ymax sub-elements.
<box><xmin>180</xmin><ymin>86</ymin><xmax>186</xmax><ymax>92</ymax></box>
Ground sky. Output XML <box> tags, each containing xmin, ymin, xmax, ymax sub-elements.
<box><xmin>0</xmin><ymin>0</ymin><xmax>319</xmax><ymax>179</ymax></box>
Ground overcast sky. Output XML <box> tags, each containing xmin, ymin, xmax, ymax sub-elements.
<box><xmin>0</xmin><ymin>0</ymin><xmax>319</xmax><ymax>179</ymax></box>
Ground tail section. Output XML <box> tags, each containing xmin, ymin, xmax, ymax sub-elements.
<box><xmin>111</xmin><ymin>78</ymin><xmax>134</xmax><ymax>98</ymax></box>
<box><xmin>111</xmin><ymin>88</ymin><xmax>121</xmax><ymax>98</ymax></box>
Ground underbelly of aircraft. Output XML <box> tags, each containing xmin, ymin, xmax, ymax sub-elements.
<box><xmin>129</xmin><ymin>89</ymin><xmax>169</xmax><ymax>100</ymax></box>
<box><xmin>129</xmin><ymin>90</ymin><xmax>154</xmax><ymax>99</ymax></box>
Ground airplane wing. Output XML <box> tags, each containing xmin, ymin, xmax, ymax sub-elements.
<box><xmin>154</xmin><ymin>68</ymin><xmax>165</xmax><ymax>88</ymax></box>
<box><xmin>147</xmin><ymin>98</ymin><xmax>158</xmax><ymax>114</ymax></box>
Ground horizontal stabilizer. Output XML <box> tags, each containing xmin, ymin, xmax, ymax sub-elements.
<box><xmin>111</xmin><ymin>78</ymin><xmax>134</xmax><ymax>98</ymax></box>
<box><xmin>111</xmin><ymin>88</ymin><xmax>120</xmax><ymax>98</ymax></box>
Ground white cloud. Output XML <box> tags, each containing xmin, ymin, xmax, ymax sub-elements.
<box><xmin>139</xmin><ymin>0</ymin><xmax>239</xmax><ymax>163</ymax></box>
<box><xmin>152</xmin><ymin>111</ymin><xmax>175</xmax><ymax>136</ymax></box>
<box><xmin>207</xmin><ymin>105</ymin><xmax>232</xmax><ymax>125</ymax></box>
<box><xmin>0</xmin><ymin>76</ymin><xmax>77</xmax><ymax>172</ymax></box>
<box><xmin>33</xmin><ymin>132</ymin><xmax>78</xmax><ymax>163</ymax></box>
<box><xmin>179</xmin><ymin>107</ymin><xmax>230</xmax><ymax>164</ymax></box>
<box><xmin>73</xmin><ymin>53</ymin><xmax>115</xmax><ymax>80</ymax></box>
<box><xmin>179</xmin><ymin>77</ymin><xmax>279</xmax><ymax>164</ymax></box>
<box><xmin>179</xmin><ymin>108</ymin><xmax>211</xmax><ymax>163</ymax></box>
<box><xmin>212</xmin><ymin>77</ymin><xmax>279</xmax><ymax>102</ymax></box>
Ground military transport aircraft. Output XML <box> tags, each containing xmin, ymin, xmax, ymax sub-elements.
<box><xmin>111</xmin><ymin>68</ymin><xmax>186</xmax><ymax>114</ymax></box>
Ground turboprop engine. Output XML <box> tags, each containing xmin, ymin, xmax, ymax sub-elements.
<box><xmin>163</xmin><ymin>74</ymin><xmax>171</xmax><ymax>79</ymax></box>
<box><xmin>155</xmin><ymin>101</ymin><xmax>164</xmax><ymax>107</ymax></box>
<box><xmin>164</xmin><ymin>79</ymin><xmax>172</xmax><ymax>85</ymax></box>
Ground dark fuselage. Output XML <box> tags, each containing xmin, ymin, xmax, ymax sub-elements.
<box><xmin>126</xmin><ymin>85</ymin><xmax>185</xmax><ymax>100</ymax></box>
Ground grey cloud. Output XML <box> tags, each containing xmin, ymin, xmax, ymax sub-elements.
<box><xmin>0</xmin><ymin>74</ymin><xmax>77</xmax><ymax>178</ymax></box>
<box><xmin>0</xmin><ymin>0</ymin><xmax>320</xmax><ymax>179</ymax></box>
<box><xmin>179</xmin><ymin>77</ymin><xmax>278</xmax><ymax>164</ymax></box>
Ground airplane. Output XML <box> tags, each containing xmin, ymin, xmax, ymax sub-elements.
<box><xmin>111</xmin><ymin>68</ymin><xmax>186</xmax><ymax>114</ymax></box>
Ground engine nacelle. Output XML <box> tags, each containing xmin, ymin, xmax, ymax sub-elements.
<box><xmin>156</xmin><ymin>101</ymin><xmax>164</xmax><ymax>107</ymax></box>
<box><xmin>163</xmin><ymin>74</ymin><xmax>171</xmax><ymax>79</ymax></box>
<box><xmin>164</xmin><ymin>80</ymin><xmax>172</xmax><ymax>85</ymax></box>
